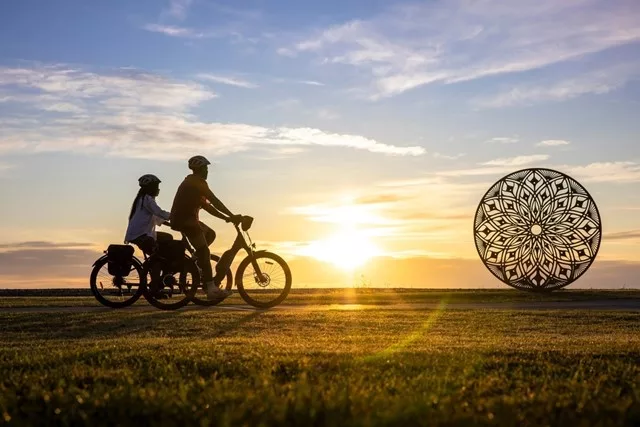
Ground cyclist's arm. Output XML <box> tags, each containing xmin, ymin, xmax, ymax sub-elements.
<box><xmin>143</xmin><ymin>195</ymin><xmax>171</xmax><ymax>220</ymax></box>
<box><xmin>202</xmin><ymin>202</ymin><xmax>230</xmax><ymax>222</ymax></box>
<box><xmin>201</xmin><ymin>184</ymin><xmax>234</xmax><ymax>217</ymax></box>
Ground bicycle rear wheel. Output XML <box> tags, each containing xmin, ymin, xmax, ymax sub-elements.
<box><xmin>143</xmin><ymin>256</ymin><xmax>199</xmax><ymax>310</ymax></box>
<box><xmin>90</xmin><ymin>255</ymin><xmax>145</xmax><ymax>308</ymax></box>
<box><xmin>236</xmin><ymin>251</ymin><xmax>291</xmax><ymax>308</ymax></box>
<box><xmin>192</xmin><ymin>254</ymin><xmax>233</xmax><ymax>306</ymax></box>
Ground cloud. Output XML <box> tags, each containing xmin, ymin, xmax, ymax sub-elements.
<box><xmin>433</xmin><ymin>151</ymin><xmax>467</xmax><ymax>160</ymax></box>
<box><xmin>434</xmin><ymin>155</ymin><xmax>551</xmax><ymax>177</ymax></box>
<box><xmin>142</xmin><ymin>24</ymin><xmax>216</xmax><ymax>39</ymax></box>
<box><xmin>42</xmin><ymin>103</ymin><xmax>85</xmax><ymax>113</ymax></box>
<box><xmin>165</xmin><ymin>0</ymin><xmax>192</xmax><ymax>20</ymax></box>
<box><xmin>566</xmin><ymin>162</ymin><xmax>640</xmax><ymax>183</ymax></box>
<box><xmin>279</xmin><ymin>0</ymin><xmax>640</xmax><ymax>99</ymax></box>
<box><xmin>300</xmin><ymin>80</ymin><xmax>325</xmax><ymax>86</ymax></box>
<box><xmin>196</xmin><ymin>73</ymin><xmax>258</xmax><ymax>88</ymax></box>
<box><xmin>354</xmin><ymin>193</ymin><xmax>410</xmax><ymax>205</ymax></box>
<box><xmin>272</xmin><ymin>77</ymin><xmax>326</xmax><ymax>86</ymax></box>
<box><xmin>482</xmin><ymin>154</ymin><xmax>550</xmax><ymax>167</ymax></box>
<box><xmin>474</xmin><ymin>63</ymin><xmax>640</xmax><ymax>108</ymax></box>
<box><xmin>288</xmin><ymin>202</ymin><xmax>396</xmax><ymax>227</ymax></box>
<box><xmin>0</xmin><ymin>241</ymin><xmax>95</xmax><ymax>250</ymax></box>
<box><xmin>0</xmin><ymin>64</ymin><xmax>215</xmax><ymax>111</ymax></box>
<box><xmin>604</xmin><ymin>230</ymin><xmax>640</xmax><ymax>241</ymax></box>
<box><xmin>0</xmin><ymin>246</ymin><xmax>100</xmax><ymax>280</ymax></box>
<box><xmin>486</xmin><ymin>137</ymin><xmax>519</xmax><ymax>144</ymax></box>
<box><xmin>537</xmin><ymin>139</ymin><xmax>571</xmax><ymax>147</ymax></box>
<box><xmin>0</xmin><ymin>64</ymin><xmax>425</xmax><ymax>158</ymax></box>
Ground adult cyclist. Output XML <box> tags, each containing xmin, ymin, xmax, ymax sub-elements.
<box><xmin>169</xmin><ymin>155</ymin><xmax>241</xmax><ymax>300</ymax></box>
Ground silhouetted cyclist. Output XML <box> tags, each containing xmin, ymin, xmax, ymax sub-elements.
<box><xmin>169</xmin><ymin>155</ymin><xmax>240</xmax><ymax>300</ymax></box>
<box><xmin>125</xmin><ymin>174</ymin><xmax>173</xmax><ymax>255</ymax></box>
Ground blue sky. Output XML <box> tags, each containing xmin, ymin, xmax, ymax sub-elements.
<box><xmin>0</xmin><ymin>0</ymin><xmax>639</xmax><ymax>288</ymax></box>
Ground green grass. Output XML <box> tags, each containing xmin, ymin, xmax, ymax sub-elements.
<box><xmin>1</xmin><ymin>288</ymin><xmax>639</xmax><ymax>308</ymax></box>
<box><xmin>0</xmin><ymin>292</ymin><xmax>639</xmax><ymax>426</ymax></box>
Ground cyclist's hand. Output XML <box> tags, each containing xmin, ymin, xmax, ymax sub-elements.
<box><xmin>227</xmin><ymin>214</ymin><xmax>243</xmax><ymax>225</ymax></box>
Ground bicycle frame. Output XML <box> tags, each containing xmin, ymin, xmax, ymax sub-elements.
<box><xmin>179</xmin><ymin>218</ymin><xmax>267</xmax><ymax>283</ymax></box>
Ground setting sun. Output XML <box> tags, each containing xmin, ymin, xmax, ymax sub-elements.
<box><xmin>299</xmin><ymin>229</ymin><xmax>382</xmax><ymax>270</ymax></box>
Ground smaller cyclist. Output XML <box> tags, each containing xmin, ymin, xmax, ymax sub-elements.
<box><xmin>124</xmin><ymin>174</ymin><xmax>172</xmax><ymax>256</ymax></box>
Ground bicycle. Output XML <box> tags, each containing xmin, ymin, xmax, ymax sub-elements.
<box><xmin>182</xmin><ymin>216</ymin><xmax>292</xmax><ymax>308</ymax></box>
<box><xmin>89</xmin><ymin>235</ymin><xmax>200</xmax><ymax>311</ymax></box>
<box><xmin>89</xmin><ymin>215</ymin><xmax>292</xmax><ymax>309</ymax></box>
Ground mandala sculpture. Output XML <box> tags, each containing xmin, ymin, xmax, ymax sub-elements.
<box><xmin>474</xmin><ymin>168</ymin><xmax>602</xmax><ymax>292</ymax></box>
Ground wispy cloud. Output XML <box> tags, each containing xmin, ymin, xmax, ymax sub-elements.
<box><xmin>196</xmin><ymin>73</ymin><xmax>258</xmax><ymax>88</ymax></box>
<box><xmin>537</xmin><ymin>139</ymin><xmax>571</xmax><ymax>147</ymax></box>
<box><xmin>299</xmin><ymin>80</ymin><xmax>325</xmax><ymax>86</ymax></box>
<box><xmin>604</xmin><ymin>230</ymin><xmax>640</xmax><ymax>242</ymax></box>
<box><xmin>279</xmin><ymin>0</ymin><xmax>640</xmax><ymax>99</ymax></box>
<box><xmin>165</xmin><ymin>0</ymin><xmax>193</xmax><ymax>21</ymax></box>
<box><xmin>0</xmin><ymin>64</ymin><xmax>425</xmax><ymax>159</ymax></box>
<box><xmin>142</xmin><ymin>23</ymin><xmax>216</xmax><ymax>39</ymax></box>
<box><xmin>474</xmin><ymin>62</ymin><xmax>640</xmax><ymax>108</ymax></box>
<box><xmin>482</xmin><ymin>154</ymin><xmax>550</xmax><ymax>167</ymax></box>
<box><xmin>566</xmin><ymin>162</ymin><xmax>640</xmax><ymax>183</ymax></box>
<box><xmin>272</xmin><ymin>77</ymin><xmax>326</xmax><ymax>87</ymax></box>
<box><xmin>485</xmin><ymin>136</ymin><xmax>519</xmax><ymax>144</ymax></box>
<box><xmin>435</xmin><ymin>155</ymin><xmax>551</xmax><ymax>177</ymax></box>
<box><xmin>433</xmin><ymin>152</ymin><xmax>466</xmax><ymax>160</ymax></box>
<box><xmin>0</xmin><ymin>241</ymin><xmax>95</xmax><ymax>250</ymax></box>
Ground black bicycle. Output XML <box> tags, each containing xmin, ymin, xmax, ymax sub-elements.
<box><xmin>191</xmin><ymin>216</ymin><xmax>292</xmax><ymax>308</ymax></box>
<box><xmin>89</xmin><ymin>216</ymin><xmax>292</xmax><ymax>309</ymax></box>
<box><xmin>89</xmin><ymin>236</ymin><xmax>200</xmax><ymax>311</ymax></box>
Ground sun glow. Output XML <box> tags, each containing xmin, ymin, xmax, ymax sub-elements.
<box><xmin>300</xmin><ymin>228</ymin><xmax>382</xmax><ymax>270</ymax></box>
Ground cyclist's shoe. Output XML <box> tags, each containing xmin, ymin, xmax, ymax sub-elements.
<box><xmin>149</xmin><ymin>281</ymin><xmax>170</xmax><ymax>299</ymax></box>
<box><xmin>205</xmin><ymin>281</ymin><xmax>232</xmax><ymax>300</ymax></box>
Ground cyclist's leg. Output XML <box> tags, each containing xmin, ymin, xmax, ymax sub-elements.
<box><xmin>156</xmin><ymin>231</ymin><xmax>173</xmax><ymax>243</ymax></box>
<box><xmin>183</xmin><ymin>226</ymin><xmax>213</xmax><ymax>283</ymax></box>
<box><xmin>131</xmin><ymin>235</ymin><xmax>156</xmax><ymax>257</ymax></box>
<box><xmin>214</xmin><ymin>235</ymin><xmax>243</xmax><ymax>283</ymax></box>
<box><xmin>131</xmin><ymin>235</ymin><xmax>163</xmax><ymax>292</ymax></box>
<box><xmin>198</xmin><ymin>222</ymin><xmax>216</xmax><ymax>247</ymax></box>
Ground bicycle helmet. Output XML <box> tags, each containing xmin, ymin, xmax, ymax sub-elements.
<box><xmin>188</xmin><ymin>155</ymin><xmax>211</xmax><ymax>170</ymax></box>
<box><xmin>138</xmin><ymin>174</ymin><xmax>161</xmax><ymax>187</ymax></box>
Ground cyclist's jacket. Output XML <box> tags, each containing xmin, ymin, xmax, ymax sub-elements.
<box><xmin>170</xmin><ymin>174</ymin><xmax>216</xmax><ymax>230</ymax></box>
<box><xmin>124</xmin><ymin>195</ymin><xmax>170</xmax><ymax>243</ymax></box>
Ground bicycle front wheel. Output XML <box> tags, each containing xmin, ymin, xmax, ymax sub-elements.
<box><xmin>143</xmin><ymin>256</ymin><xmax>199</xmax><ymax>310</ymax></box>
<box><xmin>236</xmin><ymin>251</ymin><xmax>291</xmax><ymax>308</ymax></box>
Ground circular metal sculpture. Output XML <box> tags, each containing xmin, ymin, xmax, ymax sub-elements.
<box><xmin>474</xmin><ymin>168</ymin><xmax>602</xmax><ymax>292</ymax></box>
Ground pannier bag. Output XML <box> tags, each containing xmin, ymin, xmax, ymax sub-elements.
<box><xmin>158</xmin><ymin>240</ymin><xmax>186</xmax><ymax>272</ymax></box>
<box><xmin>107</xmin><ymin>244</ymin><xmax>135</xmax><ymax>277</ymax></box>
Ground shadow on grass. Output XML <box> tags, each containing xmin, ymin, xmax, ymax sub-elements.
<box><xmin>0</xmin><ymin>307</ymin><xmax>268</xmax><ymax>341</ymax></box>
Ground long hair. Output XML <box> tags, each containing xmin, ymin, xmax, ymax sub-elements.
<box><xmin>129</xmin><ymin>188</ymin><xmax>147</xmax><ymax>220</ymax></box>
<box><xmin>129</xmin><ymin>182</ymin><xmax>160</xmax><ymax>220</ymax></box>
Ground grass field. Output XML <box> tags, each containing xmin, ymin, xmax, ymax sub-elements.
<box><xmin>1</xmin><ymin>288</ymin><xmax>639</xmax><ymax>308</ymax></box>
<box><xmin>1</xmin><ymin>290</ymin><xmax>639</xmax><ymax>426</ymax></box>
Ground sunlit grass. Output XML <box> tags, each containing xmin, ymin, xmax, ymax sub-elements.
<box><xmin>0</xmin><ymin>292</ymin><xmax>638</xmax><ymax>425</ymax></box>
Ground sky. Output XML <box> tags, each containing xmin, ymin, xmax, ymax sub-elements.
<box><xmin>0</xmin><ymin>0</ymin><xmax>639</xmax><ymax>289</ymax></box>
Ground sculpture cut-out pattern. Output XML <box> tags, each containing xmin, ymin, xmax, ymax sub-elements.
<box><xmin>474</xmin><ymin>168</ymin><xmax>602</xmax><ymax>291</ymax></box>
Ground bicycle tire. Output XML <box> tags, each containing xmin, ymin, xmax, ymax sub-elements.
<box><xmin>90</xmin><ymin>255</ymin><xmax>145</xmax><ymax>308</ymax></box>
<box><xmin>235</xmin><ymin>251</ymin><xmax>292</xmax><ymax>308</ymax></box>
<box><xmin>143</xmin><ymin>255</ymin><xmax>200</xmax><ymax>310</ymax></box>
